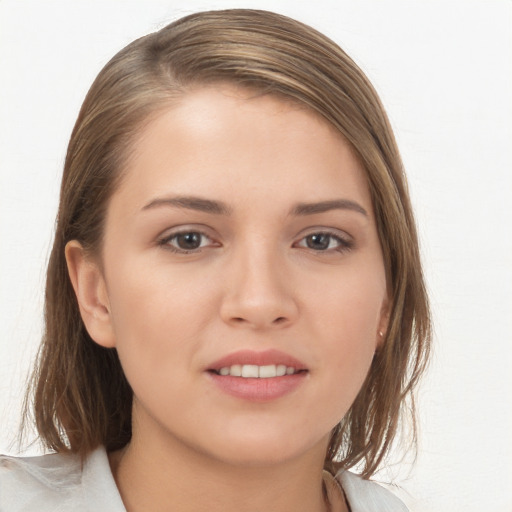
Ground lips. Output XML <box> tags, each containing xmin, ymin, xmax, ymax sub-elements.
<box><xmin>208</xmin><ymin>349</ymin><xmax>307</xmax><ymax>372</ymax></box>
<box><xmin>216</xmin><ymin>364</ymin><xmax>298</xmax><ymax>378</ymax></box>
<box><xmin>206</xmin><ymin>349</ymin><xmax>308</xmax><ymax>402</ymax></box>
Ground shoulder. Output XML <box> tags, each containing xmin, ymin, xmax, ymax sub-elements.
<box><xmin>0</xmin><ymin>450</ymin><xmax>81</xmax><ymax>511</ymax></box>
<box><xmin>0</xmin><ymin>446</ymin><xmax>125</xmax><ymax>512</ymax></box>
<box><xmin>336</xmin><ymin>470</ymin><xmax>409</xmax><ymax>512</ymax></box>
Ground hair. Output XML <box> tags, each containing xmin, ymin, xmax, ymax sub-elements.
<box><xmin>24</xmin><ymin>8</ymin><xmax>431</xmax><ymax>478</ymax></box>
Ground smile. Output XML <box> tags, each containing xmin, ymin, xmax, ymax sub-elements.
<box><xmin>214</xmin><ymin>364</ymin><xmax>301</xmax><ymax>378</ymax></box>
<box><xmin>206</xmin><ymin>350</ymin><xmax>308</xmax><ymax>401</ymax></box>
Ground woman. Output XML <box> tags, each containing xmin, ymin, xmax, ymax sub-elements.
<box><xmin>0</xmin><ymin>9</ymin><xmax>430</xmax><ymax>511</ymax></box>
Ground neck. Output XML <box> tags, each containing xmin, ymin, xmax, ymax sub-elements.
<box><xmin>109</xmin><ymin>416</ymin><xmax>338</xmax><ymax>512</ymax></box>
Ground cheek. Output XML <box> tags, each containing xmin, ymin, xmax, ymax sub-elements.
<box><xmin>309</xmin><ymin>266</ymin><xmax>385</xmax><ymax>388</ymax></box>
<box><xmin>313</xmin><ymin>266</ymin><xmax>385</xmax><ymax>339</ymax></box>
<box><xmin>103</xmin><ymin>264</ymin><xmax>216</xmax><ymax>426</ymax></box>
<box><xmin>107</xmin><ymin>253</ymin><xmax>218</xmax><ymax>329</ymax></box>
<box><xmin>104</xmin><ymin>258</ymin><xmax>219</xmax><ymax>380</ymax></box>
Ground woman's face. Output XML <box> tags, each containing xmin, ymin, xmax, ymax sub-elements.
<box><xmin>77</xmin><ymin>85</ymin><xmax>388</xmax><ymax>466</ymax></box>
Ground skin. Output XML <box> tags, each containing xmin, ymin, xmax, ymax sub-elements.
<box><xmin>66</xmin><ymin>85</ymin><xmax>389</xmax><ymax>512</ymax></box>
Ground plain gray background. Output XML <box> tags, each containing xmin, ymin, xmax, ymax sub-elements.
<box><xmin>1</xmin><ymin>1</ymin><xmax>511</xmax><ymax>511</ymax></box>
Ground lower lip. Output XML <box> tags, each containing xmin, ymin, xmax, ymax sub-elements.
<box><xmin>207</xmin><ymin>372</ymin><xmax>307</xmax><ymax>402</ymax></box>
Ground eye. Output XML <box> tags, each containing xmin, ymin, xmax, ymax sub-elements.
<box><xmin>158</xmin><ymin>230</ymin><xmax>215</xmax><ymax>253</ymax></box>
<box><xmin>295</xmin><ymin>232</ymin><xmax>353</xmax><ymax>252</ymax></box>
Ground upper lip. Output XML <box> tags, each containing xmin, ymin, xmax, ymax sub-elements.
<box><xmin>207</xmin><ymin>349</ymin><xmax>308</xmax><ymax>371</ymax></box>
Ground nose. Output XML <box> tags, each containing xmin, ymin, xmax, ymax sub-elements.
<box><xmin>219</xmin><ymin>244</ymin><xmax>299</xmax><ymax>330</ymax></box>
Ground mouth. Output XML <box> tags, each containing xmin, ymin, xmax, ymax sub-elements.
<box><xmin>206</xmin><ymin>349</ymin><xmax>308</xmax><ymax>401</ymax></box>
<box><xmin>207</xmin><ymin>349</ymin><xmax>308</xmax><ymax>376</ymax></box>
<box><xmin>209</xmin><ymin>364</ymin><xmax>306</xmax><ymax>378</ymax></box>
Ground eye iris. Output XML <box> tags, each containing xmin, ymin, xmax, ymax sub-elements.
<box><xmin>176</xmin><ymin>232</ymin><xmax>201</xmax><ymax>250</ymax></box>
<box><xmin>306</xmin><ymin>234</ymin><xmax>331</xmax><ymax>250</ymax></box>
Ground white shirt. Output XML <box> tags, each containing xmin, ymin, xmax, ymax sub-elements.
<box><xmin>0</xmin><ymin>447</ymin><xmax>408</xmax><ymax>511</ymax></box>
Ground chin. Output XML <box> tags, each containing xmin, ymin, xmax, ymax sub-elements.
<box><xmin>199</xmin><ymin>428</ymin><xmax>329</xmax><ymax>468</ymax></box>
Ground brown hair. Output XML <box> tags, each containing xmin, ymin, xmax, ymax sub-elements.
<box><xmin>25</xmin><ymin>8</ymin><xmax>430</xmax><ymax>478</ymax></box>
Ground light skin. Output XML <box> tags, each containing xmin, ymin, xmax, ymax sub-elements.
<box><xmin>66</xmin><ymin>85</ymin><xmax>389</xmax><ymax>512</ymax></box>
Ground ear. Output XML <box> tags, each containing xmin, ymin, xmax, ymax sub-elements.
<box><xmin>376</xmin><ymin>297</ymin><xmax>391</xmax><ymax>349</ymax></box>
<box><xmin>65</xmin><ymin>240</ymin><xmax>116</xmax><ymax>348</ymax></box>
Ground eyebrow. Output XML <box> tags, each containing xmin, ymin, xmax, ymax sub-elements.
<box><xmin>141</xmin><ymin>195</ymin><xmax>368</xmax><ymax>218</ymax></box>
<box><xmin>292</xmin><ymin>199</ymin><xmax>368</xmax><ymax>217</ymax></box>
<box><xmin>142</xmin><ymin>196</ymin><xmax>232</xmax><ymax>215</ymax></box>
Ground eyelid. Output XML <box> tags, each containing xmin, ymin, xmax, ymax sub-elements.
<box><xmin>155</xmin><ymin>225</ymin><xmax>353</xmax><ymax>254</ymax></box>
<box><xmin>295</xmin><ymin>226</ymin><xmax>353</xmax><ymax>241</ymax></box>
<box><xmin>293</xmin><ymin>227</ymin><xmax>354</xmax><ymax>252</ymax></box>
<box><xmin>157</xmin><ymin>225</ymin><xmax>219</xmax><ymax>253</ymax></box>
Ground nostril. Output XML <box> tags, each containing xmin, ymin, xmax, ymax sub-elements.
<box><xmin>230</xmin><ymin>316</ymin><xmax>287</xmax><ymax>326</ymax></box>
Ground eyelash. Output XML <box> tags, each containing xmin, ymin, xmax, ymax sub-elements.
<box><xmin>293</xmin><ymin>231</ymin><xmax>354</xmax><ymax>254</ymax></box>
<box><xmin>157</xmin><ymin>230</ymin><xmax>353</xmax><ymax>255</ymax></box>
<box><xmin>157</xmin><ymin>230</ymin><xmax>215</xmax><ymax>254</ymax></box>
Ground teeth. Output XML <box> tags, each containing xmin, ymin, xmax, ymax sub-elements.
<box><xmin>259</xmin><ymin>365</ymin><xmax>276</xmax><ymax>378</ymax></box>
<box><xmin>217</xmin><ymin>364</ymin><xmax>298</xmax><ymax>378</ymax></box>
<box><xmin>241</xmin><ymin>364</ymin><xmax>259</xmax><ymax>378</ymax></box>
<box><xmin>230</xmin><ymin>364</ymin><xmax>242</xmax><ymax>377</ymax></box>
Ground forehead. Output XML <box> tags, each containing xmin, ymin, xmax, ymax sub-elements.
<box><xmin>109</xmin><ymin>84</ymin><xmax>372</xmax><ymax>217</ymax></box>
